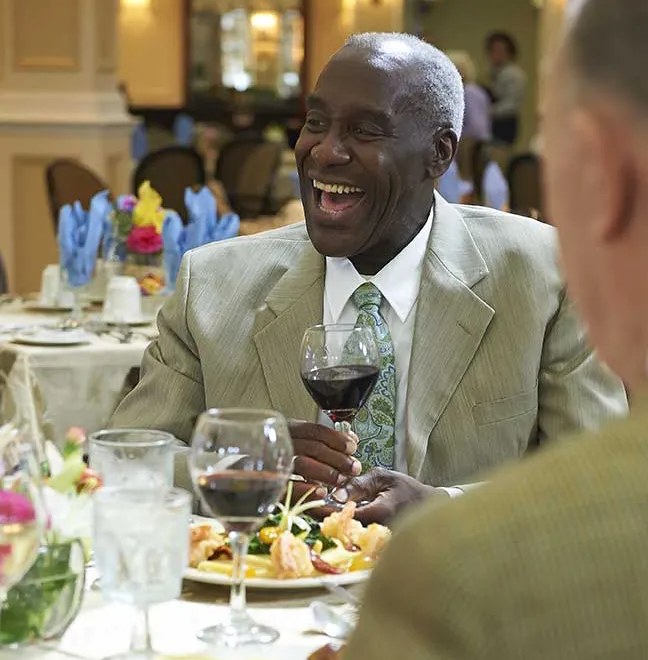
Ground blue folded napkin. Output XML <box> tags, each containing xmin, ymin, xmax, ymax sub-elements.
<box><xmin>58</xmin><ymin>192</ymin><xmax>106</xmax><ymax>288</ymax></box>
<box><xmin>162</xmin><ymin>186</ymin><xmax>240</xmax><ymax>290</ymax></box>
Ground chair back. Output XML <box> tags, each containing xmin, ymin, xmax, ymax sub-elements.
<box><xmin>0</xmin><ymin>252</ymin><xmax>8</xmax><ymax>294</ymax></box>
<box><xmin>132</xmin><ymin>146</ymin><xmax>206</xmax><ymax>223</ymax></box>
<box><xmin>456</xmin><ymin>139</ymin><xmax>490</xmax><ymax>203</ymax></box>
<box><xmin>216</xmin><ymin>138</ymin><xmax>283</xmax><ymax>218</ymax></box>
<box><xmin>46</xmin><ymin>159</ymin><xmax>108</xmax><ymax>232</ymax></box>
<box><xmin>508</xmin><ymin>153</ymin><xmax>543</xmax><ymax>219</ymax></box>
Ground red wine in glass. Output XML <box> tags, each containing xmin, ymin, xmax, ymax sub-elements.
<box><xmin>300</xmin><ymin>324</ymin><xmax>380</xmax><ymax>507</ymax></box>
<box><xmin>301</xmin><ymin>364</ymin><xmax>380</xmax><ymax>425</ymax></box>
<box><xmin>196</xmin><ymin>470</ymin><xmax>287</xmax><ymax>534</ymax></box>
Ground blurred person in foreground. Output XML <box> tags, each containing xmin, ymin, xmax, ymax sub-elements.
<box><xmin>486</xmin><ymin>32</ymin><xmax>526</xmax><ymax>145</ymax></box>
<box><xmin>447</xmin><ymin>50</ymin><xmax>492</xmax><ymax>142</ymax></box>
<box><xmin>111</xmin><ymin>32</ymin><xmax>626</xmax><ymax>524</ymax></box>
<box><xmin>313</xmin><ymin>1</ymin><xmax>648</xmax><ymax>658</ymax></box>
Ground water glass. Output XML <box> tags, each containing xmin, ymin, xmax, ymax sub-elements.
<box><xmin>93</xmin><ymin>488</ymin><xmax>191</xmax><ymax>660</ymax></box>
<box><xmin>89</xmin><ymin>430</ymin><xmax>175</xmax><ymax>490</ymax></box>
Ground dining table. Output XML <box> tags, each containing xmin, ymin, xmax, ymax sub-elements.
<box><xmin>0</xmin><ymin>576</ymin><xmax>349</xmax><ymax>660</ymax></box>
<box><xmin>0</xmin><ymin>298</ymin><xmax>159</xmax><ymax>448</ymax></box>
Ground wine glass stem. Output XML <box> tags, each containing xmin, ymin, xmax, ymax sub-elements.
<box><xmin>334</xmin><ymin>421</ymin><xmax>353</xmax><ymax>435</ymax></box>
<box><xmin>130</xmin><ymin>605</ymin><xmax>153</xmax><ymax>656</ymax></box>
<box><xmin>228</xmin><ymin>531</ymin><xmax>250</xmax><ymax>625</ymax></box>
<box><xmin>71</xmin><ymin>289</ymin><xmax>82</xmax><ymax>321</ymax></box>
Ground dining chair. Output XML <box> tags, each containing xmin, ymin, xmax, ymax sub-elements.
<box><xmin>45</xmin><ymin>159</ymin><xmax>109</xmax><ymax>233</ymax></box>
<box><xmin>508</xmin><ymin>153</ymin><xmax>544</xmax><ymax>220</ymax></box>
<box><xmin>132</xmin><ymin>146</ymin><xmax>206</xmax><ymax>223</ymax></box>
<box><xmin>0</xmin><ymin>251</ymin><xmax>8</xmax><ymax>294</ymax></box>
<box><xmin>215</xmin><ymin>138</ymin><xmax>283</xmax><ymax>218</ymax></box>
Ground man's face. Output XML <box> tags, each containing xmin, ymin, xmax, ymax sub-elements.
<box><xmin>294</xmin><ymin>49</ymin><xmax>438</xmax><ymax>262</ymax></box>
<box><xmin>542</xmin><ymin>59</ymin><xmax>606</xmax><ymax>343</ymax></box>
<box><xmin>488</xmin><ymin>40</ymin><xmax>509</xmax><ymax>67</ymax></box>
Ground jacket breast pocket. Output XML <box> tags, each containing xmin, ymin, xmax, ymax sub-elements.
<box><xmin>472</xmin><ymin>389</ymin><xmax>538</xmax><ymax>458</ymax></box>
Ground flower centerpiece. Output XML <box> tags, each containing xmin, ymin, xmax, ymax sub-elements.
<box><xmin>110</xmin><ymin>181</ymin><xmax>166</xmax><ymax>296</ymax></box>
<box><xmin>0</xmin><ymin>428</ymin><xmax>101</xmax><ymax>644</ymax></box>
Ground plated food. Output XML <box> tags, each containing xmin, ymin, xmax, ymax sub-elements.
<box><xmin>188</xmin><ymin>488</ymin><xmax>390</xmax><ymax>583</ymax></box>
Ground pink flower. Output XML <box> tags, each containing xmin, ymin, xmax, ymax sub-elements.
<box><xmin>65</xmin><ymin>427</ymin><xmax>86</xmax><ymax>447</ymax></box>
<box><xmin>118</xmin><ymin>195</ymin><xmax>138</xmax><ymax>212</ymax></box>
<box><xmin>0</xmin><ymin>490</ymin><xmax>36</xmax><ymax>525</ymax></box>
<box><xmin>127</xmin><ymin>225</ymin><xmax>163</xmax><ymax>254</ymax></box>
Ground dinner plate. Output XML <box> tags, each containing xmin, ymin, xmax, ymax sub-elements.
<box><xmin>102</xmin><ymin>315</ymin><xmax>156</xmax><ymax>327</ymax></box>
<box><xmin>183</xmin><ymin>566</ymin><xmax>371</xmax><ymax>590</ymax></box>
<box><xmin>185</xmin><ymin>515</ymin><xmax>372</xmax><ymax>590</ymax></box>
<box><xmin>11</xmin><ymin>329</ymin><xmax>92</xmax><ymax>346</ymax></box>
<box><xmin>23</xmin><ymin>301</ymin><xmax>78</xmax><ymax>313</ymax></box>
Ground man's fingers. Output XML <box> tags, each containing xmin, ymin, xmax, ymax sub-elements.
<box><xmin>291</xmin><ymin>481</ymin><xmax>327</xmax><ymax>503</ymax></box>
<box><xmin>289</xmin><ymin>421</ymin><xmax>357</xmax><ymax>454</ymax></box>
<box><xmin>294</xmin><ymin>455</ymin><xmax>342</xmax><ymax>486</ymax></box>
<box><xmin>352</xmin><ymin>497</ymin><xmax>393</xmax><ymax>525</ymax></box>
<box><xmin>331</xmin><ymin>472</ymin><xmax>378</xmax><ymax>504</ymax></box>
<box><xmin>293</xmin><ymin>439</ymin><xmax>362</xmax><ymax>480</ymax></box>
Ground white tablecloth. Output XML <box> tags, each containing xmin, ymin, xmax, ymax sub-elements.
<box><xmin>0</xmin><ymin>581</ymin><xmax>345</xmax><ymax>660</ymax></box>
<box><xmin>0</xmin><ymin>302</ymin><xmax>156</xmax><ymax>446</ymax></box>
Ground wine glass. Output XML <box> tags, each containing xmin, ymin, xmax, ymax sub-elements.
<box><xmin>188</xmin><ymin>409</ymin><xmax>293</xmax><ymax>648</ymax></box>
<box><xmin>0</xmin><ymin>388</ymin><xmax>47</xmax><ymax>621</ymax></box>
<box><xmin>93</xmin><ymin>487</ymin><xmax>191</xmax><ymax>660</ymax></box>
<box><xmin>300</xmin><ymin>324</ymin><xmax>380</xmax><ymax>502</ymax></box>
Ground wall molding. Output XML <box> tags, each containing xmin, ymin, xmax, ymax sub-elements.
<box><xmin>0</xmin><ymin>91</ymin><xmax>133</xmax><ymax>126</ymax></box>
<box><xmin>12</xmin><ymin>0</ymin><xmax>81</xmax><ymax>73</ymax></box>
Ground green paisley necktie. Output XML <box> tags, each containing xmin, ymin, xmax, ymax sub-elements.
<box><xmin>352</xmin><ymin>282</ymin><xmax>396</xmax><ymax>471</ymax></box>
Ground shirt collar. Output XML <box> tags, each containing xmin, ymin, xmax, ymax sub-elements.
<box><xmin>324</xmin><ymin>206</ymin><xmax>434</xmax><ymax>323</ymax></box>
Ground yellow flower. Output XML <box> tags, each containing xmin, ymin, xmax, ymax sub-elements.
<box><xmin>132</xmin><ymin>181</ymin><xmax>165</xmax><ymax>234</ymax></box>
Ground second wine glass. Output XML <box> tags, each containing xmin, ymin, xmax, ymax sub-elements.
<box><xmin>300</xmin><ymin>324</ymin><xmax>380</xmax><ymax>435</ymax></box>
<box><xmin>189</xmin><ymin>409</ymin><xmax>293</xmax><ymax>648</ymax></box>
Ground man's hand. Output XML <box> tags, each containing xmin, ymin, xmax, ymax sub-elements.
<box><xmin>332</xmin><ymin>468</ymin><xmax>450</xmax><ymax>525</ymax></box>
<box><xmin>308</xmin><ymin>643</ymin><xmax>343</xmax><ymax>660</ymax></box>
<box><xmin>288</xmin><ymin>421</ymin><xmax>362</xmax><ymax>504</ymax></box>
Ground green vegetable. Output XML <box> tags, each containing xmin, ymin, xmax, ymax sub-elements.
<box><xmin>247</xmin><ymin>512</ymin><xmax>335</xmax><ymax>555</ymax></box>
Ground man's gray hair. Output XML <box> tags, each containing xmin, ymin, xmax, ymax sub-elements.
<box><xmin>343</xmin><ymin>32</ymin><xmax>464</xmax><ymax>140</ymax></box>
<box><xmin>568</xmin><ymin>0</ymin><xmax>648</xmax><ymax>112</ymax></box>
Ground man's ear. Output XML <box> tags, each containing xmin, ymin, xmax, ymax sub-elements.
<box><xmin>425</xmin><ymin>128</ymin><xmax>458</xmax><ymax>179</ymax></box>
<box><xmin>573</xmin><ymin>108</ymin><xmax>634</xmax><ymax>243</ymax></box>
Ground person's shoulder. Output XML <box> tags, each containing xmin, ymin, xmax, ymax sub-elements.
<box><xmin>456</xmin><ymin>205</ymin><xmax>557</xmax><ymax>261</ymax></box>
<box><xmin>186</xmin><ymin>222</ymin><xmax>311</xmax><ymax>267</ymax></box>
<box><xmin>391</xmin><ymin>408</ymin><xmax>648</xmax><ymax>581</ymax></box>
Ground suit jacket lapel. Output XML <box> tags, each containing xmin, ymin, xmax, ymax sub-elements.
<box><xmin>407</xmin><ymin>194</ymin><xmax>495</xmax><ymax>478</ymax></box>
<box><xmin>253</xmin><ymin>244</ymin><xmax>323</xmax><ymax>422</ymax></box>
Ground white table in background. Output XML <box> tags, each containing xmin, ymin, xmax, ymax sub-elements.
<box><xmin>0</xmin><ymin>302</ymin><xmax>157</xmax><ymax>445</ymax></box>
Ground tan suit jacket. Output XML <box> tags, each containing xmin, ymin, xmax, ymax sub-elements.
<box><xmin>345</xmin><ymin>396</ymin><xmax>648</xmax><ymax>659</ymax></box>
<box><xmin>110</xmin><ymin>194</ymin><xmax>627</xmax><ymax>490</ymax></box>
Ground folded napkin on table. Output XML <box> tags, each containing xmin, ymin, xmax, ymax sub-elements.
<box><xmin>162</xmin><ymin>186</ymin><xmax>240</xmax><ymax>290</ymax></box>
<box><xmin>58</xmin><ymin>191</ymin><xmax>107</xmax><ymax>287</ymax></box>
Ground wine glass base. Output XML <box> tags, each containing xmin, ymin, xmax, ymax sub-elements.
<box><xmin>198</xmin><ymin>622</ymin><xmax>280</xmax><ymax>648</ymax></box>
<box><xmin>103</xmin><ymin>652</ymin><xmax>156</xmax><ymax>660</ymax></box>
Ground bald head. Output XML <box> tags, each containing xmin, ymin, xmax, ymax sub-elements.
<box><xmin>567</xmin><ymin>0</ymin><xmax>648</xmax><ymax>116</ymax></box>
<box><xmin>340</xmin><ymin>33</ymin><xmax>464</xmax><ymax>140</ymax></box>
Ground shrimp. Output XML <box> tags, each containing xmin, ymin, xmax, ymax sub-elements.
<box><xmin>321</xmin><ymin>502</ymin><xmax>363</xmax><ymax>547</ymax></box>
<box><xmin>356</xmin><ymin>523</ymin><xmax>391</xmax><ymax>558</ymax></box>
<box><xmin>270</xmin><ymin>531</ymin><xmax>313</xmax><ymax>579</ymax></box>
<box><xmin>189</xmin><ymin>524</ymin><xmax>227</xmax><ymax>567</ymax></box>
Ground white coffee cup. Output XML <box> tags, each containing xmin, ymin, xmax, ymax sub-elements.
<box><xmin>39</xmin><ymin>265</ymin><xmax>60</xmax><ymax>306</ymax></box>
<box><xmin>102</xmin><ymin>276</ymin><xmax>142</xmax><ymax>323</ymax></box>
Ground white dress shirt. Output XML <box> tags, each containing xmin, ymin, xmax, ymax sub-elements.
<box><xmin>320</xmin><ymin>209</ymin><xmax>433</xmax><ymax>473</ymax></box>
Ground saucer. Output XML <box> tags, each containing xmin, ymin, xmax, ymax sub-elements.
<box><xmin>12</xmin><ymin>329</ymin><xmax>92</xmax><ymax>346</ymax></box>
<box><xmin>102</xmin><ymin>315</ymin><xmax>155</xmax><ymax>327</ymax></box>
